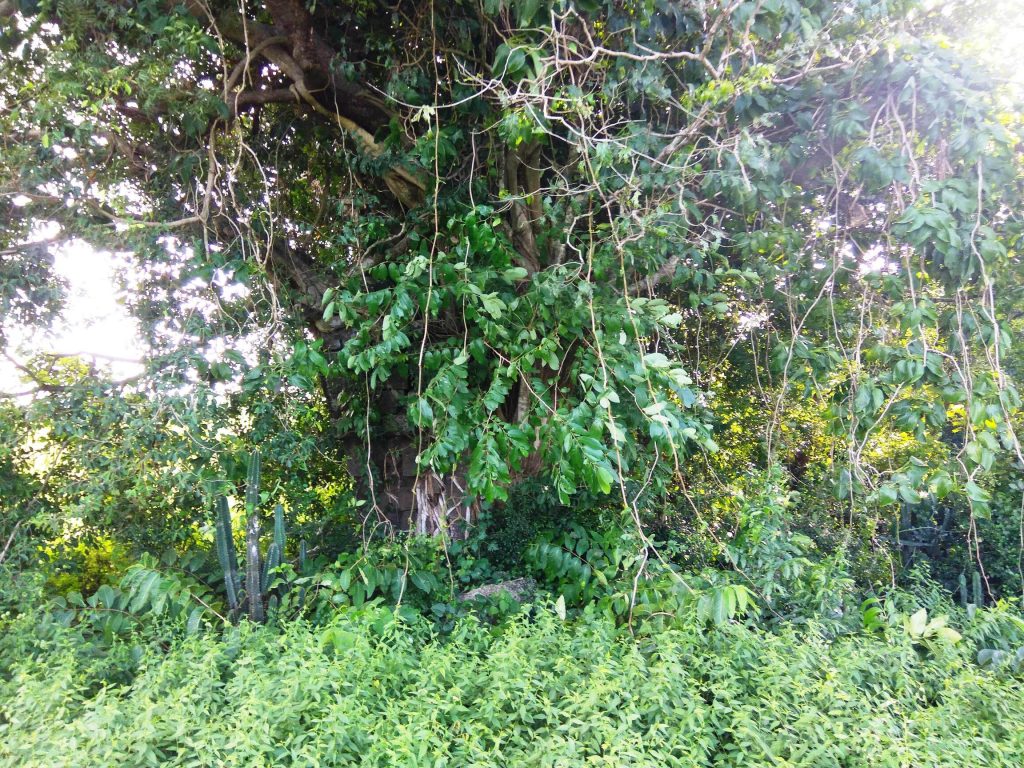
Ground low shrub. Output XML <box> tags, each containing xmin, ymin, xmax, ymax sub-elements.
<box><xmin>1</xmin><ymin>603</ymin><xmax>1022</xmax><ymax>767</ymax></box>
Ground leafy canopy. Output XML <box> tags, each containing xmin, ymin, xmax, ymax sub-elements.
<box><xmin>0</xmin><ymin>0</ymin><xmax>1021</xmax><ymax>542</ymax></box>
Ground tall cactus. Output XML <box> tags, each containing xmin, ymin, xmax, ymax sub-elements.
<box><xmin>296</xmin><ymin>538</ymin><xmax>309</xmax><ymax>614</ymax></box>
<box><xmin>245</xmin><ymin>448</ymin><xmax>262</xmax><ymax>513</ymax></box>
<box><xmin>212</xmin><ymin>449</ymin><xmax>290</xmax><ymax>624</ymax></box>
<box><xmin>244</xmin><ymin>450</ymin><xmax>265</xmax><ymax>622</ymax></box>
<box><xmin>972</xmin><ymin>569</ymin><xmax>984</xmax><ymax>608</ymax></box>
<box><xmin>273</xmin><ymin>503</ymin><xmax>286</xmax><ymax>554</ymax></box>
<box><xmin>214</xmin><ymin>496</ymin><xmax>240</xmax><ymax>614</ymax></box>
<box><xmin>261</xmin><ymin>504</ymin><xmax>286</xmax><ymax>593</ymax></box>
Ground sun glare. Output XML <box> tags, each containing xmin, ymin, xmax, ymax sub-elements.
<box><xmin>0</xmin><ymin>240</ymin><xmax>144</xmax><ymax>395</ymax></box>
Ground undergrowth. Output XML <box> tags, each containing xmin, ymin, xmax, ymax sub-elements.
<box><xmin>1</xmin><ymin>600</ymin><xmax>1022</xmax><ymax>767</ymax></box>
<box><xmin>3</xmin><ymin>469</ymin><xmax>1023</xmax><ymax>767</ymax></box>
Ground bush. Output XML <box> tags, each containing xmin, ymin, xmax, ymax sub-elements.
<box><xmin>2</xmin><ymin>603</ymin><xmax>1023</xmax><ymax>767</ymax></box>
<box><xmin>42</xmin><ymin>535</ymin><xmax>132</xmax><ymax>597</ymax></box>
<box><xmin>469</xmin><ymin>478</ymin><xmax>610</xmax><ymax>574</ymax></box>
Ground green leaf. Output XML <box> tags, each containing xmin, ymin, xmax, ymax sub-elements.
<box><xmin>95</xmin><ymin>584</ymin><xmax>117</xmax><ymax>609</ymax></box>
<box><xmin>965</xmin><ymin>480</ymin><xmax>990</xmax><ymax>504</ymax></box>
<box><xmin>929</xmin><ymin>471</ymin><xmax>955</xmax><ymax>499</ymax></box>
<box><xmin>835</xmin><ymin>468</ymin><xmax>851</xmax><ymax>500</ymax></box>
<box><xmin>877</xmin><ymin>484</ymin><xmax>899</xmax><ymax>505</ymax></box>
<box><xmin>186</xmin><ymin>607</ymin><xmax>202</xmax><ymax>635</ymax></box>
<box><xmin>907</xmin><ymin>608</ymin><xmax>928</xmax><ymax>638</ymax></box>
<box><xmin>935</xmin><ymin>626</ymin><xmax>961</xmax><ymax>644</ymax></box>
<box><xmin>480</xmin><ymin>293</ymin><xmax>506</xmax><ymax>319</ymax></box>
<box><xmin>505</xmin><ymin>48</ymin><xmax>527</xmax><ymax>77</ymax></box>
<box><xmin>503</xmin><ymin>267</ymin><xmax>529</xmax><ymax>282</ymax></box>
<box><xmin>643</xmin><ymin>353</ymin><xmax>671</xmax><ymax>369</ymax></box>
<box><xmin>517</xmin><ymin>0</ymin><xmax>541</xmax><ymax>26</ymax></box>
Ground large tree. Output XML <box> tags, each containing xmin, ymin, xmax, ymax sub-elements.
<box><xmin>1</xmin><ymin>0</ymin><xmax>1022</xmax><ymax>548</ymax></box>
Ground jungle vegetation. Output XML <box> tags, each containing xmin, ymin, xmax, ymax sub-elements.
<box><xmin>1</xmin><ymin>0</ymin><xmax>1024</xmax><ymax>765</ymax></box>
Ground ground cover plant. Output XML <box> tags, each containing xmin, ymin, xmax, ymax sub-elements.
<box><xmin>2</xmin><ymin>590</ymin><xmax>1024</xmax><ymax>768</ymax></box>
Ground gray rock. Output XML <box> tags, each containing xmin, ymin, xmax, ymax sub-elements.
<box><xmin>457</xmin><ymin>577</ymin><xmax>537</xmax><ymax>603</ymax></box>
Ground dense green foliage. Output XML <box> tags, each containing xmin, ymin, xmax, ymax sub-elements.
<box><xmin>3</xmin><ymin>0</ymin><xmax>1024</xmax><ymax>546</ymax></box>
<box><xmin>4</xmin><ymin>463</ymin><xmax>1024</xmax><ymax>765</ymax></box>
<box><xmin>2</xmin><ymin>583</ymin><xmax>1024</xmax><ymax>767</ymax></box>
<box><xmin>2</xmin><ymin>0</ymin><xmax>1024</xmax><ymax>762</ymax></box>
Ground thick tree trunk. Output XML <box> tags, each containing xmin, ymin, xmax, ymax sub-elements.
<box><xmin>340</xmin><ymin>376</ymin><xmax>472</xmax><ymax>538</ymax></box>
<box><xmin>412</xmin><ymin>471</ymin><xmax>470</xmax><ymax>538</ymax></box>
<box><xmin>257</xmin><ymin>235</ymin><xmax>470</xmax><ymax>537</ymax></box>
